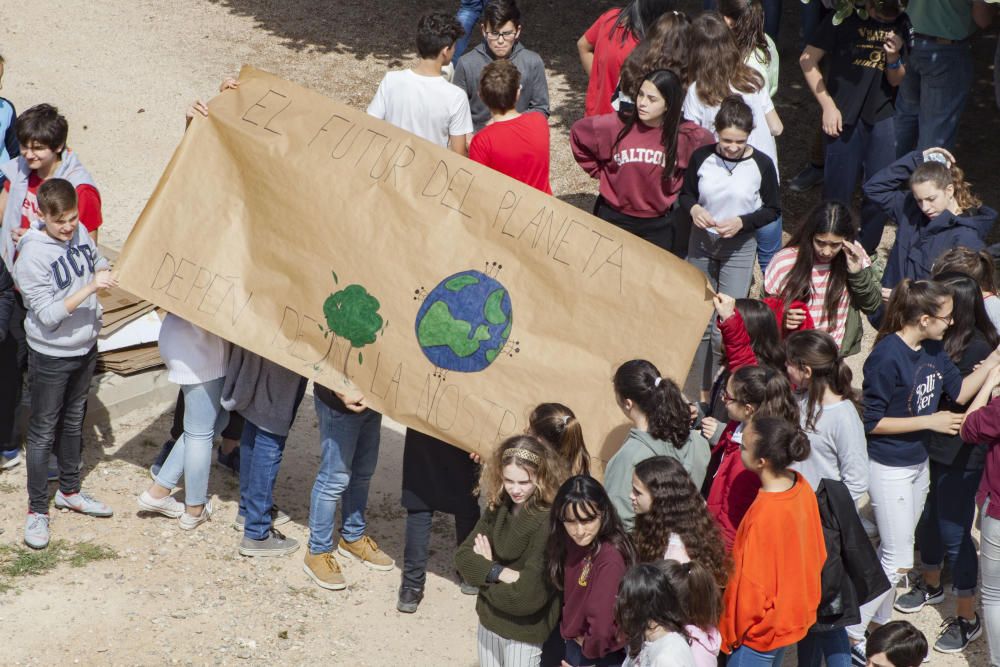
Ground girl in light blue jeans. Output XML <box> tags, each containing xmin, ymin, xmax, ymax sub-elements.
<box><xmin>137</xmin><ymin>315</ymin><xmax>228</xmax><ymax>530</ymax></box>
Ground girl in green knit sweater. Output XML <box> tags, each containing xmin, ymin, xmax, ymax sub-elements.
<box><xmin>455</xmin><ymin>435</ymin><xmax>568</xmax><ymax>667</ymax></box>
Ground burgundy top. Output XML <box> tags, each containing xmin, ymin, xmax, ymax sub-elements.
<box><xmin>960</xmin><ymin>398</ymin><xmax>1000</xmax><ymax>519</ymax></box>
<box><xmin>561</xmin><ymin>540</ymin><xmax>628</xmax><ymax>659</ymax></box>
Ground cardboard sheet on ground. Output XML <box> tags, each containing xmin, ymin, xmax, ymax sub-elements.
<box><xmin>116</xmin><ymin>65</ymin><xmax>713</xmax><ymax>470</ymax></box>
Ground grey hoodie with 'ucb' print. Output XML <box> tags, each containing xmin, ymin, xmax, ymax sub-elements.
<box><xmin>13</xmin><ymin>227</ymin><xmax>109</xmax><ymax>357</ymax></box>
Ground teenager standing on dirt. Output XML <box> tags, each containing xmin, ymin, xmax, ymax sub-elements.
<box><xmin>453</xmin><ymin>0</ymin><xmax>549</xmax><ymax>133</ymax></box>
<box><xmin>366</xmin><ymin>11</ymin><xmax>483</xmax><ymax>613</ymax></box>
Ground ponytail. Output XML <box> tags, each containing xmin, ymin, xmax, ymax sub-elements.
<box><xmin>785</xmin><ymin>330</ymin><xmax>858</xmax><ymax>431</ymax></box>
<box><xmin>911</xmin><ymin>161</ymin><xmax>982</xmax><ymax>212</ymax></box>
<box><xmin>614</xmin><ymin>360</ymin><xmax>691</xmax><ymax>448</ymax></box>
<box><xmin>747</xmin><ymin>415</ymin><xmax>811</xmax><ymax>472</ymax></box>
<box><xmin>876</xmin><ymin>279</ymin><xmax>953</xmax><ymax>342</ymax></box>
<box><xmin>661</xmin><ymin>559</ymin><xmax>721</xmax><ymax>632</ymax></box>
<box><xmin>528</xmin><ymin>403</ymin><xmax>591</xmax><ymax>477</ymax></box>
<box><xmin>731</xmin><ymin>365</ymin><xmax>799</xmax><ymax>424</ymax></box>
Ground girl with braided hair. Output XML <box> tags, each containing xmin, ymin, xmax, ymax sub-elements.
<box><xmin>455</xmin><ymin>435</ymin><xmax>568</xmax><ymax>666</ymax></box>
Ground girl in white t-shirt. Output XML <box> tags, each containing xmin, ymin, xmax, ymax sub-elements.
<box><xmin>630</xmin><ymin>456</ymin><xmax>729</xmax><ymax>589</ymax></box>
<box><xmin>617</xmin><ymin>562</ymin><xmax>697</xmax><ymax>667</ymax></box>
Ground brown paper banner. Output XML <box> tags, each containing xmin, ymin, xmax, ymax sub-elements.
<box><xmin>115</xmin><ymin>65</ymin><xmax>714</xmax><ymax>471</ymax></box>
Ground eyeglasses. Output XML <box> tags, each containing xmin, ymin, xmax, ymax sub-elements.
<box><xmin>485</xmin><ymin>29</ymin><xmax>518</xmax><ymax>41</ymax></box>
<box><xmin>722</xmin><ymin>389</ymin><xmax>736</xmax><ymax>404</ymax></box>
<box><xmin>929</xmin><ymin>311</ymin><xmax>954</xmax><ymax>325</ymax></box>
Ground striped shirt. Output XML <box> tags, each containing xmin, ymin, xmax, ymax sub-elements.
<box><xmin>763</xmin><ymin>247</ymin><xmax>870</xmax><ymax>347</ymax></box>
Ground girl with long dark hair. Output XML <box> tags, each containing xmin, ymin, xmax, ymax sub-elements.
<box><xmin>899</xmin><ymin>272</ymin><xmax>1000</xmax><ymax>653</ymax></box>
<box><xmin>784</xmin><ymin>330</ymin><xmax>868</xmax><ymax>502</ymax></box>
<box><xmin>572</xmin><ymin>68</ymin><xmax>713</xmax><ymax>255</ymax></box>
<box><xmin>577</xmin><ymin>0</ymin><xmax>679</xmax><ymax>117</ymax></box>
<box><xmin>764</xmin><ymin>202</ymin><xmax>882</xmax><ymax>356</ymax></box>
<box><xmin>546</xmin><ymin>476</ymin><xmax>637</xmax><ymax>666</ymax></box>
<box><xmin>661</xmin><ymin>560</ymin><xmax>723</xmax><ymax>667</ymax></box>
<box><xmin>616</xmin><ymin>563</ymin><xmax>696</xmax><ymax>666</ymax></box>
<box><xmin>852</xmin><ymin>279</ymin><xmax>1000</xmax><ymax>656</ymax></box>
<box><xmin>604</xmin><ymin>360</ymin><xmax>710</xmax><ymax>529</ymax></box>
<box><xmin>630</xmin><ymin>456</ymin><xmax>729</xmax><ymax>588</ymax></box>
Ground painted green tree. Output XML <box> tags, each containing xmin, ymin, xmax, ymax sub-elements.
<box><xmin>322</xmin><ymin>274</ymin><xmax>385</xmax><ymax>375</ymax></box>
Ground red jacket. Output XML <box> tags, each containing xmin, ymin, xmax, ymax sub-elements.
<box><xmin>706</xmin><ymin>421</ymin><xmax>761</xmax><ymax>551</ymax></box>
<box><xmin>762</xmin><ymin>297</ymin><xmax>815</xmax><ymax>339</ymax></box>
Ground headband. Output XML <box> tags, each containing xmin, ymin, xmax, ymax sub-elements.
<box><xmin>654</xmin><ymin>376</ymin><xmax>662</xmax><ymax>387</ymax></box>
<box><xmin>561</xmin><ymin>415</ymin><xmax>570</xmax><ymax>426</ymax></box>
<box><xmin>504</xmin><ymin>447</ymin><xmax>542</xmax><ymax>466</ymax></box>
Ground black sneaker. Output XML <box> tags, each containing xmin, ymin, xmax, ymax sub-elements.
<box><xmin>894</xmin><ymin>577</ymin><xmax>944</xmax><ymax>613</ymax></box>
<box><xmin>788</xmin><ymin>164</ymin><xmax>824</xmax><ymax>192</ymax></box>
<box><xmin>396</xmin><ymin>586</ymin><xmax>424</xmax><ymax>613</ymax></box>
<box><xmin>935</xmin><ymin>614</ymin><xmax>982</xmax><ymax>653</ymax></box>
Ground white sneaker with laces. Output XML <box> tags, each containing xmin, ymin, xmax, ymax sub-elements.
<box><xmin>179</xmin><ymin>501</ymin><xmax>213</xmax><ymax>531</ymax></box>
<box><xmin>137</xmin><ymin>490</ymin><xmax>184</xmax><ymax>518</ymax></box>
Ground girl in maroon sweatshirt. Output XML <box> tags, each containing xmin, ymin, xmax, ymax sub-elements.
<box><xmin>571</xmin><ymin>68</ymin><xmax>714</xmax><ymax>257</ymax></box>
<box><xmin>546</xmin><ymin>475</ymin><xmax>637</xmax><ymax>666</ymax></box>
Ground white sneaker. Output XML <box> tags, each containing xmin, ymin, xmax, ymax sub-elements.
<box><xmin>137</xmin><ymin>490</ymin><xmax>184</xmax><ymax>518</ymax></box>
<box><xmin>179</xmin><ymin>502</ymin><xmax>213</xmax><ymax>531</ymax></box>
<box><xmin>1</xmin><ymin>450</ymin><xmax>22</xmax><ymax>470</ymax></box>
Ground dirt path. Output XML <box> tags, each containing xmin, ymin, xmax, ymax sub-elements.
<box><xmin>1</xmin><ymin>0</ymin><xmax>997</xmax><ymax>664</ymax></box>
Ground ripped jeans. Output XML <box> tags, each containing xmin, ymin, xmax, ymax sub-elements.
<box><xmin>848</xmin><ymin>459</ymin><xmax>930</xmax><ymax>640</ymax></box>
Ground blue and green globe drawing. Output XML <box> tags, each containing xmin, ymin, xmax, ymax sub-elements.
<box><xmin>415</xmin><ymin>270</ymin><xmax>513</xmax><ymax>373</ymax></box>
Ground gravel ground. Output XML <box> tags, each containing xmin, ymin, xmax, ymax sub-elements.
<box><xmin>1</xmin><ymin>0</ymin><xmax>999</xmax><ymax>664</ymax></box>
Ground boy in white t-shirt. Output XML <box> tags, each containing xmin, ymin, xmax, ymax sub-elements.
<box><xmin>367</xmin><ymin>12</ymin><xmax>474</xmax><ymax>155</ymax></box>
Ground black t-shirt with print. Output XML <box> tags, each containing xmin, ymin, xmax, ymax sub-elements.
<box><xmin>810</xmin><ymin>13</ymin><xmax>910</xmax><ymax>127</ymax></box>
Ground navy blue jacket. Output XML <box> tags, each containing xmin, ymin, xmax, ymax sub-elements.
<box><xmin>865</xmin><ymin>151</ymin><xmax>997</xmax><ymax>288</ymax></box>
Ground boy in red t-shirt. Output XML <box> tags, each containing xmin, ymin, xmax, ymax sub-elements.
<box><xmin>468</xmin><ymin>60</ymin><xmax>551</xmax><ymax>194</ymax></box>
<box><xmin>0</xmin><ymin>103</ymin><xmax>103</xmax><ymax>469</ymax></box>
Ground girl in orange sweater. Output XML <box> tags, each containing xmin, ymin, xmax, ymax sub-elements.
<box><xmin>720</xmin><ymin>416</ymin><xmax>827</xmax><ymax>665</ymax></box>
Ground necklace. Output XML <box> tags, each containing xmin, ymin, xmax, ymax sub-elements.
<box><xmin>577</xmin><ymin>543</ymin><xmax>602</xmax><ymax>587</ymax></box>
<box><xmin>718</xmin><ymin>147</ymin><xmax>747</xmax><ymax>176</ymax></box>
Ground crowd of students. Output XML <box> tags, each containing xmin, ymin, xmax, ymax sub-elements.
<box><xmin>3</xmin><ymin>0</ymin><xmax>1000</xmax><ymax>665</ymax></box>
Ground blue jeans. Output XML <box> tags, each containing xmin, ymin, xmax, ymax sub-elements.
<box><xmin>453</xmin><ymin>0</ymin><xmax>485</xmax><ymax>64</ymax></box>
<box><xmin>797</xmin><ymin>628</ymin><xmax>851</xmax><ymax>667</ymax></box>
<box><xmin>916</xmin><ymin>459</ymin><xmax>983</xmax><ymax>596</ymax></box>
<box><xmin>895</xmin><ymin>39</ymin><xmax>974</xmax><ymax>155</ymax></box>
<box><xmin>728</xmin><ymin>645</ymin><xmax>787</xmax><ymax>666</ymax></box>
<box><xmin>308</xmin><ymin>397</ymin><xmax>382</xmax><ymax>554</ymax></box>
<box><xmin>154</xmin><ymin>377</ymin><xmax>227</xmax><ymax>506</ymax></box>
<box><xmin>25</xmin><ymin>346</ymin><xmax>96</xmax><ymax>514</ymax></box>
<box><xmin>755</xmin><ymin>217</ymin><xmax>783</xmax><ymax>274</ymax></box>
<box><xmin>824</xmin><ymin>116</ymin><xmax>896</xmax><ymax>253</ymax></box>
<box><xmin>704</xmin><ymin>0</ymin><xmax>781</xmax><ymax>40</ymax></box>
